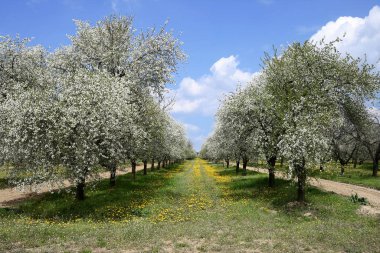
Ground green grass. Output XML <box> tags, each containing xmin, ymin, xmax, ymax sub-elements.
<box><xmin>0</xmin><ymin>159</ymin><xmax>379</xmax><ymax>252</ymax></box>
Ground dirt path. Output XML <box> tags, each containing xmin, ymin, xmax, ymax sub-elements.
<box><xmin>246</xmin><ymin>165</ymin><xmax>380</xmax><ymax>212</ymax></box>
<box><xmin>0</xmin><ymin>164</ymin><xmax>146</xmax><ymax>207</ymax></box>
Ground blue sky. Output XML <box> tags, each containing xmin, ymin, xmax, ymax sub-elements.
<box><xmin>1</xmin><ymin>0</ymin><xmax>380</xmax><ymax>150</ymax></box>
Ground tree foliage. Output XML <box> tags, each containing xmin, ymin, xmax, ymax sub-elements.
<box><xmin>201</xmin><ymin>39</ymin><xmax>380</xmax><ymax>201</ymax></box>
<box><xmin>0</xmin><ymin>16</ymin><xmax>193</xmax><ymax>200</ymax></box>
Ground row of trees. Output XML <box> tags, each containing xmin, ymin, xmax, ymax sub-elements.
<box><xmin>201</xmin><ymin>39</ymin><xmax>380</xmax><ymax>201</ymax></box>
<box><xmin>0</xmin><ymin>16</ymin><xmax>195</xmax><ymax>200</ymax></box>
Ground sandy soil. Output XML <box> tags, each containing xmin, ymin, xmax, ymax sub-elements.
<box><xmin>247</xmin><ymin>165</ymin><xmax>380</xmax><ymax>213</ymax></box>
<box><xmin>0</xmin><ymin>164</ymin><xmax>146</xmax><ymax>207</ymax></box>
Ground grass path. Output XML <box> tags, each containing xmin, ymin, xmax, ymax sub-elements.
<box><xmin>1</xmin><ymin>159</ymin><xmax>380</xmax><ymax>252</ymax></box>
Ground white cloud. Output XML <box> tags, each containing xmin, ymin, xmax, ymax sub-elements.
<box><xmin>182</xmin><ymin>123</ymin><xmax>200</xmax><ymax>132</ymax></box>
<box><xmin>310</xmin><ymin>5</ymin><xmax>380</xmax><ymax>68</ymax></box>
<box><xmin>179</xmin><ymin>77</ymin><xmax>205</xmax><ymax>96</ymax></box>
<box><xmin>171</xmin><ymin>55</ymin><xmax>257</xmax><ymax>115</ymax></box>
<box><xmin>193</xmin><ymin>135</ymin><xmax>207</xmax><ymax>147</ymax></box>
<box><xmin>171</xmin><ymin>98</ymin><xmax>203</xmax><ymax>113</ymax></box>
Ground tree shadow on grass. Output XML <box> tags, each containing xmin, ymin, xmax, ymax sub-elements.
<box><xmin>215</xmin><ymin>167</ymin><xmax>344</xmax><ymax>217</ymax></box>
<box><xmin>0</xmin><ymin>164</ymin><xmax>184</xmax><ymax>222</ymax></box>
<box><xmin>0</xmin><ymin>178</ymin><xmax>9</xmax><ymax>190</ymax></box>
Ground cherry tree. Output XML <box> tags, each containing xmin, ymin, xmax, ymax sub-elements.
<box><xmin>1</xmin><ymin>15</ymin><xmax>190</xmax><ymax>200</ymax></box>
<box><xmin>67</xmin><ymin>15</ymin><xmax>186</xmax><ymax>180</ymax></box>
<box><xmin>242</xmin><ymin>75</ymin><xmax>284</xmax><ymax>186</ymax></box>
<box><xmin>263</xmin><ymin>40</ymin><xmax>380</xmax><ymax>201</ymax></box>
<box><xmin>0</xmin><ymin>36</ymin><xmax>48</xmax><ymax>166</ymax></box>
<box><xmin>356</xmin><ymin>108</ymin><xmax>380</xmax><ymax>176</ymax></box>
<box><xmin>212</xmin><ymin>88</ymin><xmax>259</xmax><ymax>175</ymax></box>
<box><xmin>331</xmin><ymin>119</ymin><xmax>360</xmax><ymax>175</ymax></box>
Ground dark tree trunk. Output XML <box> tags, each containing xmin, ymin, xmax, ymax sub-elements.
<box><xmin>295</xmin><ymin>163</ymin><xmax>306</xmax><ymax>202</ymax></box>
<box><xmin>353</xmin><ymin>158</ymin><xmax>357</xmax><ymax>169</ymax></box>
<box><xmin>143</xmin><ymin>160</ymin><xmax>147</xmax><ymax>175</ymax></box>
<box><xmin>236</xmin><ymin>160</ymin><xmax>240</xmax><ymax>174</ymax></box>
<box><xmin>372</xmin><ymin>159</ymin><xmax>379</xmax><ymax>177</ymax></box>
<box><xmin>109</xmin><ymin>163</ymin><xmax>116</xmax><ymax>187</ymax></box>
<box><xmin>151</xmin><ymin>159</ymin><xmax>155</xmax><ymax>171</ymax></box>
<box><xmin>267</xmin><ymin>156</ymin><xmax>276</xmax><ymax>187</ymax></box>
<box><xmin>340</xmin><ymin>164</ymin><xmax>345</xmax><ymax>176</ymax></box>
<box><xmin>297</xmin><ymin>177</ymin><xmax>305</xmax><ymax>202</ymax></box>
<box><xmin>280</xmin><ymin>157</ymin><xmax>284</xmax><ymax>167</ymax></box>
<box><xmin>131</xmin><ymin>160</ymin><xmax>136</xmax><ymax>180</ymax></box>
<box><xmin>158</xmin><ymin>161</ymin><xmax>161</xmax><ymax>170</ymax></box>
<box><xmin>226</xmin><ymin>159</ymin><xmax>229</xmax><ymax>168</ymax></box>
<box><xmin>269</xmin><ymin>169</ymin><xmax>275</xmax><ymax>187</ymax></box>
<box><xmin>242</xmin><ymin>158</ymin><xmax>248</xmax><ymax>176</ymax></box>
<box><xmin>319</xmin><ymin>163</ymin><xmax>324</xmax><ymax>172</ymax></box>
<box><xmin>76</xmin><ymin>177</ymin><xmax>86</xmax><ymax>201</ymax></box>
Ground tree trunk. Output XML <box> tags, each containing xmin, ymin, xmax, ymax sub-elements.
<box><xmin>319</xmin><ymin>163</ymin><xmax>324</xmax><ymax>172</ymax></box>
<box><xmin>76</xmin><ymin>177</ymin><xmax>86</xmax><ymax>200</ymax></box>
<box><xmin>242</xmin><ymin>158</ymin><xmax>248</xmax><ymax>176</ymax></box>
<box><xmin>372</xmin><ymin>159</ymin><xmax>379</xmax><ymax>177</ymax></box>
<box><xmin>109</xmin><ymin>164</ymin><xmax>116</xmax><ymax>187</ymax></box>
<box><xmin>158</xmin><ymin>161</ymin><xmax>161</xmax><ymax>170</ymax></box>
<box><xmin>269</xmin><ymin>169</ymin><xmax>275</xmax><ymax>187</ymax></box>
<box><xmin>267</xmin><ymin>156</ymin><xmax>276</xmax><ymax>187</ymax></box>
<box><xmin>236</xmin><ymin>160</ymin><xmax>240</xmax><ymax>174</ymax></box>
<box><xmin>226</xmin><ymin>159</ymin><xmax>229</xmax><ymax>168</ymax></box>
<box><xmin>353</xmin><ymin>157</ymin><xmax>357</xmax><ymax>169</ymax></box>
<box><xmin>151</xmin><ymin>159</ymin><xmax>155</xmax><ymax>171</ymax></box>
<box><xmin>295</xmin><ymin>163</ymin><xmax>306</xmax><ymax>202</ymax></box>
<box><xmin>297</xmin><ymin>176</ymin><xmax>305</xmax><ymax>202</ymax></box>
<box><xmin>340</xmin><ymin>164</ymin><xmax>345</xmax><ymax>176</ymax></box>
<box><xmin>131</xmin><ymin>160</ymin><xmax>136</xmax><ymax>180</ymax></box>
<box><xmin>280</xmin><ymin>157</ymin><xmax>284</xmax><ymax>167</ymax></box>
<box><xmin>143</xmin><ymin>160</ymin><xmax>147</xmax><ymax>175</ymax></box>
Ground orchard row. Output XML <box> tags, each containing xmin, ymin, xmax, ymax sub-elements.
<box><xmin>201</xmin><ymin>40</ymin><xmax>380</xmax><ymax>201</ymax></box>
<box><xmin>0</xmin><ymin>16</ymin><xmax>195</xmax><ymax>200</ymax></box>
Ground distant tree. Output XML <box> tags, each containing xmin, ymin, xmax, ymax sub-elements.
<box><xmin>357</xmin><ymin>108</ymin><xmax>380</xmax><ymax>176</ymax></box>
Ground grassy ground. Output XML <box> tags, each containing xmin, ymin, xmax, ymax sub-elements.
<box><xmin>0</xmin><ymin>168</ymin><xmax>9</xmax><ymax>189</ymax></box>
<box><xmin>0</xmin><ymin>159</ymin><xmax>379</xmax><ymax>252</ymax></box>
<box><xmin>249</xmin><ymin>161</ymin><xmax>380</xmax><ymax>190</ymax></box>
